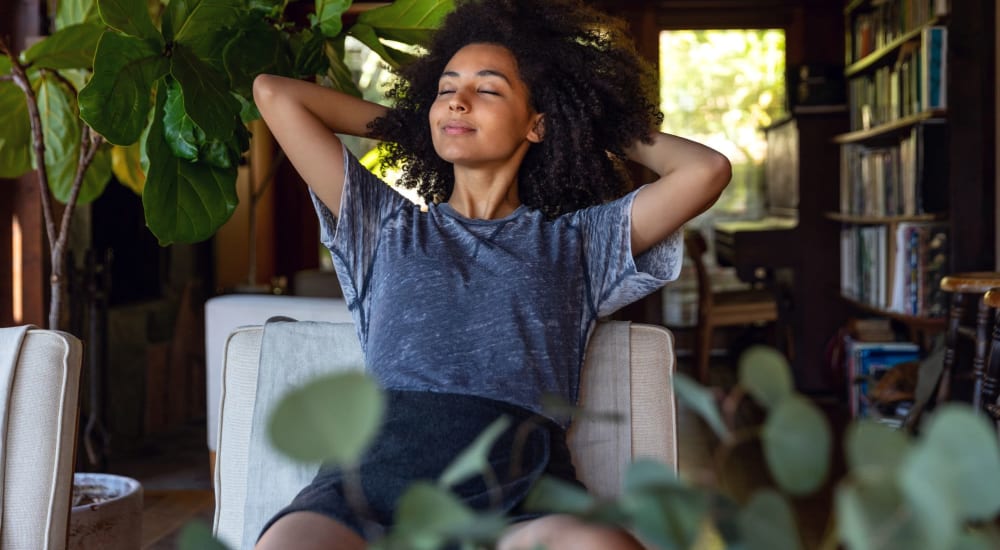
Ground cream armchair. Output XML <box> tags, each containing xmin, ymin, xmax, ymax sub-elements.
<box><xmin>0</xmin><ymin>326</ymin><xmax>83</xmax><ymax>550</ymax></box>
<box><xmin>212</xmin><ymin>320</ymin><xmax>677</xmax><ymax>549</ymax></box>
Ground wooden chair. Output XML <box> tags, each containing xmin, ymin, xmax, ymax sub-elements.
<box><xmin>685</xmin><ymin>230</ymin><xmax>779</xmax><ymax>384</ymax></box>
<box><xmin>980</xmin><ymin>288</ymin><xmax>1000</xmax><ymax>424</ymax></box>
<box><xmin>935</xmin><ymin>273</ymin><xmax>1000</xmax><ymax>411</ymax></box>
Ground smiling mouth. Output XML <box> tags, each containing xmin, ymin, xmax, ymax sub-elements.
<box><xmin>442</xmin><ymin>121</ymin><xmax>475</xmax><ymax>135</ymax></box>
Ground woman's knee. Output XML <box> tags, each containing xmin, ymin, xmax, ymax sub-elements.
<box><xmin>498</xmin><ymin>514</ymin><xmax>643</xmax><ymax>550</ymax></box>
<box><xmin>255</xmin><ymin>511</ymin><xmax>365</xmax><ymax>550</ymax></box>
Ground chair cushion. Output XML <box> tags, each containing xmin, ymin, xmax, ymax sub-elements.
<box><xmin>1</xmin><ymin>329</ymin><xmax>82</xmax><ymax>550</ymax></box>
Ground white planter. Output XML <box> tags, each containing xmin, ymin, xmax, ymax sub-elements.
<box><xmin>69</xmin><ymin>473</ymin><xmax>143</xmax><ymax>550</ymax></box>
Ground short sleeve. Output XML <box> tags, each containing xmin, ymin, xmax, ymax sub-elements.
<box><xmin>564</xmin><ymin>185</ymin><xmax>684</xmax><ymax>318</ymax></box>
<box><xmin>308</xmin><ymin>145</ymin><xmax>409</xmax><ymax>313</ymax></box>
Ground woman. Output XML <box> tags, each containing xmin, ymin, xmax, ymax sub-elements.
<box><xmin>252</xmin><ymin>1</ymin><xmax>731</xmax><ymax>548</ymax></box>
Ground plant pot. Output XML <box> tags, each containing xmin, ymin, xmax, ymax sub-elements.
<box><xmin>69</xmin><ymin>473</ymin><xmax>143</xmax><ymax>550</ymax></box>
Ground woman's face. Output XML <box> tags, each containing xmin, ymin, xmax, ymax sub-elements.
<box><xmin>429</xmin><ymin>43</ymin><xmax>543</xmax><ymax>169</ymax></box>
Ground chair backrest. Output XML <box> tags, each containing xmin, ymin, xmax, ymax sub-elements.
<box><xmin>684</xmin><ymin>230</ymin><xmax>713</xmax><ymax>311</ymax></box>
<box><xmin>212</xmin><ymin>320</ymin><xmax>677</xmax><ymax>549</ymax></box>
<box><xmin>0</xmin><ymin>327</ymin><xmax>83</xmax><ymax>550</ymax></box>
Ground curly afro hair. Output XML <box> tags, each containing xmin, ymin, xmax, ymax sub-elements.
<box><xmin>368</xmin><ymin>0</ymin><xmax>663</xmax><ymax>218</ymax></box>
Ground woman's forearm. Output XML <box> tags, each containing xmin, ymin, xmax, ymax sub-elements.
<box><xmin>253</xmin><ymin>74</ymin><xmax>388</xmax><ymax>138</ymax></box>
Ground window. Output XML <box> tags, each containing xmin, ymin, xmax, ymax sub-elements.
<box><xmin>660</xmin><ymin>29</ymin><xmax>787</xmax><ymax>220</ymax></box>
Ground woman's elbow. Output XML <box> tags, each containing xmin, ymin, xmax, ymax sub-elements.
<box><xmin>252</xmin><ymin>74</ymin><xmax>280</xmax><ymax>112</ymax></box>
<box><xmin>707</xmin><ymin>151</ymin><xmax>733</xmax><ymax>194</ymax></box>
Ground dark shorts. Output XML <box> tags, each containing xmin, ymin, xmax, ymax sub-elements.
<box><xmin>259</xmin><ymin>390</ymin><xmax>583</xmax><ymax>542</ymax></box>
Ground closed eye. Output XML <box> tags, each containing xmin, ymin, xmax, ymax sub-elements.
<box><xmin>478</xmin><ymin>90</ymin><xmax>500</xmax><ymax>96</ymax></box>
<box><xmin>437</xmin><ymin>89</ymin><xmax>454</xmax><ymax>96</ymax></box>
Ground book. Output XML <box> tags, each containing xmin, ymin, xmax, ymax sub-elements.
<box><xmin>845</xmin><ymin>338</ymin><xmax>920</xmax><ymax>419</ymax></box>
<box><xmin>921</xmin><ymin>26</ymin><xmax>947</xmax><ymax>111</ymax></box>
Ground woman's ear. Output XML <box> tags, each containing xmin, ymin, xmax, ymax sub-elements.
<box><xmin>527</xmin><ymin>114</ymin><xmax>545</xmax><ymax>143</ymax></box>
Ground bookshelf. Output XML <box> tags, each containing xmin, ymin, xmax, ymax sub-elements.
<box><xmin>836</xmin><ymin>0</ymin><xmax>952</xmax><ymax>324</ymax></box>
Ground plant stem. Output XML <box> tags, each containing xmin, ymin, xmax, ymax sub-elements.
<box><xmin>3</xmin><ymin>42</ymin><xmax>102</xmax><ymax>329</ymax></box>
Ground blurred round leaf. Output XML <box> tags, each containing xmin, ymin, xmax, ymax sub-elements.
<box><xmin>901</xmin><ymin>405</ymin><xmax>1000</xmax><ymax>523</ymax></box>
<box><xmin>438</xmin><ymin>415</ymin><xmax>510</xmax><ymax>488</ymax></box>
<box><xmin>623</xmin><ymin>459</ymin><xmax>681</xmax><ymax>494</ymax></box>
<box><xmin>392</xmin><ymin>481</ymin><xmax>477</xmax><ymax>550</ymax></box>
<box><xmin>268</xmin><ymin>371</ymin><xmax>384</xmax><ymax>465</ymax></box>
<box><xmin>836</xmin><ymin>477</ymin><xmax>922</xmax><ymax>550</ymax></box>
<box><xmin>524</xmin><ymin>475</ymin><xmax>595</xmax><ymax>515</ymax></box>
<box><xmin>622</xmin><ymin>484</ymin><xmax>710</xmax><ymax>550</ymax></box>
<box><xmin>739</xmin><ymin>489</ymin><xmax>801</xmax><ymax>550</ymax></box>
<box><xmin>738</xmin><ymin>345</ymin><xmax>793</xmax><ymax>408</ymax></box>
<box><xmin>674</xmin><ymin>372</ymin><xmax>731</xmax><ymax>442</ymax></box>
<box><xmin>762</xmin><ymin>396</ymin><xmax>831</xmax><ymax>495</ymax></box>
<box><xmin>178</xmin><ymin>520</ymin><xmax>229</xmax><ymax>550</ymax></box>
<box><xmin>953</xmin><ymin>531</ymin><xmax>1000</xmax><ymax>550</ymax></box>
<box><xmin>845</xmin><ymin>420</ymin><xmax>910</xmax><ymax>474</ymax></box>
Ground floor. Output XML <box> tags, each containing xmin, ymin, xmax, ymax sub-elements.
<box><xmin>105</xmin><ymin>350</ymin><xmax>839</xmax><ymax>549</ymax></box>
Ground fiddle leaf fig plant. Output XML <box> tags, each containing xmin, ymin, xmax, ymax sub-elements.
<box><xmin>0</xmin><ymin>0</ymin><xmax>451</xmax><ymax>329</ymax></box>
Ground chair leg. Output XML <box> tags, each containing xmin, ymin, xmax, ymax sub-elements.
<box><xmin>696</xmin><ymin>322</ymin><xmax>713</xmax><ymax>385</ymax></box>
<box><xmin>972</xmin><ymin>298</ymin><xmax>991</xmax><ymax>411</ymax></box>
<box><xmin>936</xmin><ymin>292</ymin><xmax>964</xmax><ymax>405</ymax></box>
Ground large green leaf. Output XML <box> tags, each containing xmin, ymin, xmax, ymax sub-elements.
<box><xmin>324</xmin><ymin>36</ymin><xmax>363</xmax><ymax>97</ymax></box>
<box><xmin>79</xmin><ymin>32</ymin><xmax>168</xmax><ymax>145</ymax></box>
<box><xmin>163</xmin><ymin>0</ymin><xmax>243</xmax><ymax>60</ymax></box>
<box><xmin>740</xmin><ymin>489</ymin><xmax>801</xmax><ymax>550</ymax></box>
<box><xmin>267</xmin><ymin>371</ymin><xmax>384</xmax><ymax>464</ymax></box>
<box><xmin>36</xmin><ymin>74</ymin><xmax>111</xmax><ymax>204</ymax></box>
<box><xmin>438</xmin><ymin>416</ymin><xmax>509</xmax><ymax>488</ymax></box>
<box><xmin>223</xmin><ymin>17</ymin><xmax>292</xmax><ymax>97</ymax></box>
<box><xmin>356</xmin><ymin>0</ymin><xmax>453</xmax><ymax>46</ymax></box>
<box><xmin>348</xmin><ymin>23</ymin><xmax>418</xmax><ymax>71</ymax></box>
<box><xmin>97</xmin><ymin>0</ymin><xmax>160</xmax><ymax>40</ymax></box>
<box><xmin>0</xmin><ymin>82</ymin><xmax>32</xmax><ymax>178</ymax></box>
<box><xmin>56</xmin><ymin>0</ymin><xmax>101</xmax><ymax>30</ymax></box>
<box><xmin>312</xmin><ymin>0</ymin><xmax>351</xmax><ymax>38</ymax></box>
<box><xmin>0</xmin><ymin>56</ymin><xmax>10</xmax><ymax>74</ymax></box>
<box><xmin>290</xmin><ymin>28</ymin><xmax>330</xmax><ymax>77</ymax></box>
<box><xmin>162</xmin><ymin>79</ymin><xmax>200</xmax><ymax>162</ymax></box>
<box><xmin>142</xmin><ymin>83</ymin><xmax>238</xmax><ymax>244</ymax></box>
<box><xmin>22</xmin><ymin>23</ymin><xmax>103</xmax><ymax>70</ymax></box>
<box><xmin>170</xmin><ymin>44</ymin><xmax>241</xmax><ymax>143</ymax></box>
<box><xmin>738</xmin><ymin>345</ymin><xmax>793</xmax><ymax>409</ymax></box>
<box><xmin>761</xmin><ymin>395</ymin><xmax>831</xmax><ymax>496</ymax></box>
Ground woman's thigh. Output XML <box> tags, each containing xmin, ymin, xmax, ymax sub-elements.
<box><xmin>256</xmin><ymin>511</ymin><xmax>366</xmax><ymax>550</ymax></box>
<box><xmin>498</xmin><ymin>514</ymin><xmax>644</xmax><ymax>550</ymax></box>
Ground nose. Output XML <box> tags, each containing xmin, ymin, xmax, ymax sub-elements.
<box><xmin>448</xmin><ymin>92</ymin><xmax>468</xmax><ymax>112</ymax></box>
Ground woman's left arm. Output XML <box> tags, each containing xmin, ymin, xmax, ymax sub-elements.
<box><xmin>625</xmin><ymin>132</ymin><xmax>732</xmax><ymax>255</ymax></box>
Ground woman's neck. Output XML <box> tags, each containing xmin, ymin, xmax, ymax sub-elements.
<box><xmin>447</xmin><ymin>165</ymin><xmax>521</xmax><ymax>220</ymax></box>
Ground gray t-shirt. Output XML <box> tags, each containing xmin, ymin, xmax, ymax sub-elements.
<box><xmin>313</xmin><ymin>147</ymin><xmax>683</xmax><ymax>417</ymax></box>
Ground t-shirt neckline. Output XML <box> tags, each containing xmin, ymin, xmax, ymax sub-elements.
<box><xmin>436</xmin><ymin>202</ymin><xmax>528</xmax><ymax>225</ymax></box>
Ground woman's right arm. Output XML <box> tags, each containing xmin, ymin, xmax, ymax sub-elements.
<box><xmin>252</xmin><ymin>74</ymin><xmax>389</xmax><ymax>214</ymax></box>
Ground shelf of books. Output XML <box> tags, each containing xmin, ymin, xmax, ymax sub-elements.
<box><xmin>837</xmin><ymin>0</ymin><xmax>951</xmax><ymax>324</ymax></box>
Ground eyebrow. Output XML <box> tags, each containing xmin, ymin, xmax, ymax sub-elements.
<box><xmin>439</xmin><ymin>69</ymin><xmax>512</xmax><ymax>84</ymax></box>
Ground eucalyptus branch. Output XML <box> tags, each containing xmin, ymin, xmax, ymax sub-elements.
<box><xmin>713</xmin><ymin>425</ymin><xmax>762</xmax><ymax>495</ymax></box>
<box><xmin>4</xmin><ymin>44</ymin><xmax>57</xmax><ymax>247</ymax></box>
